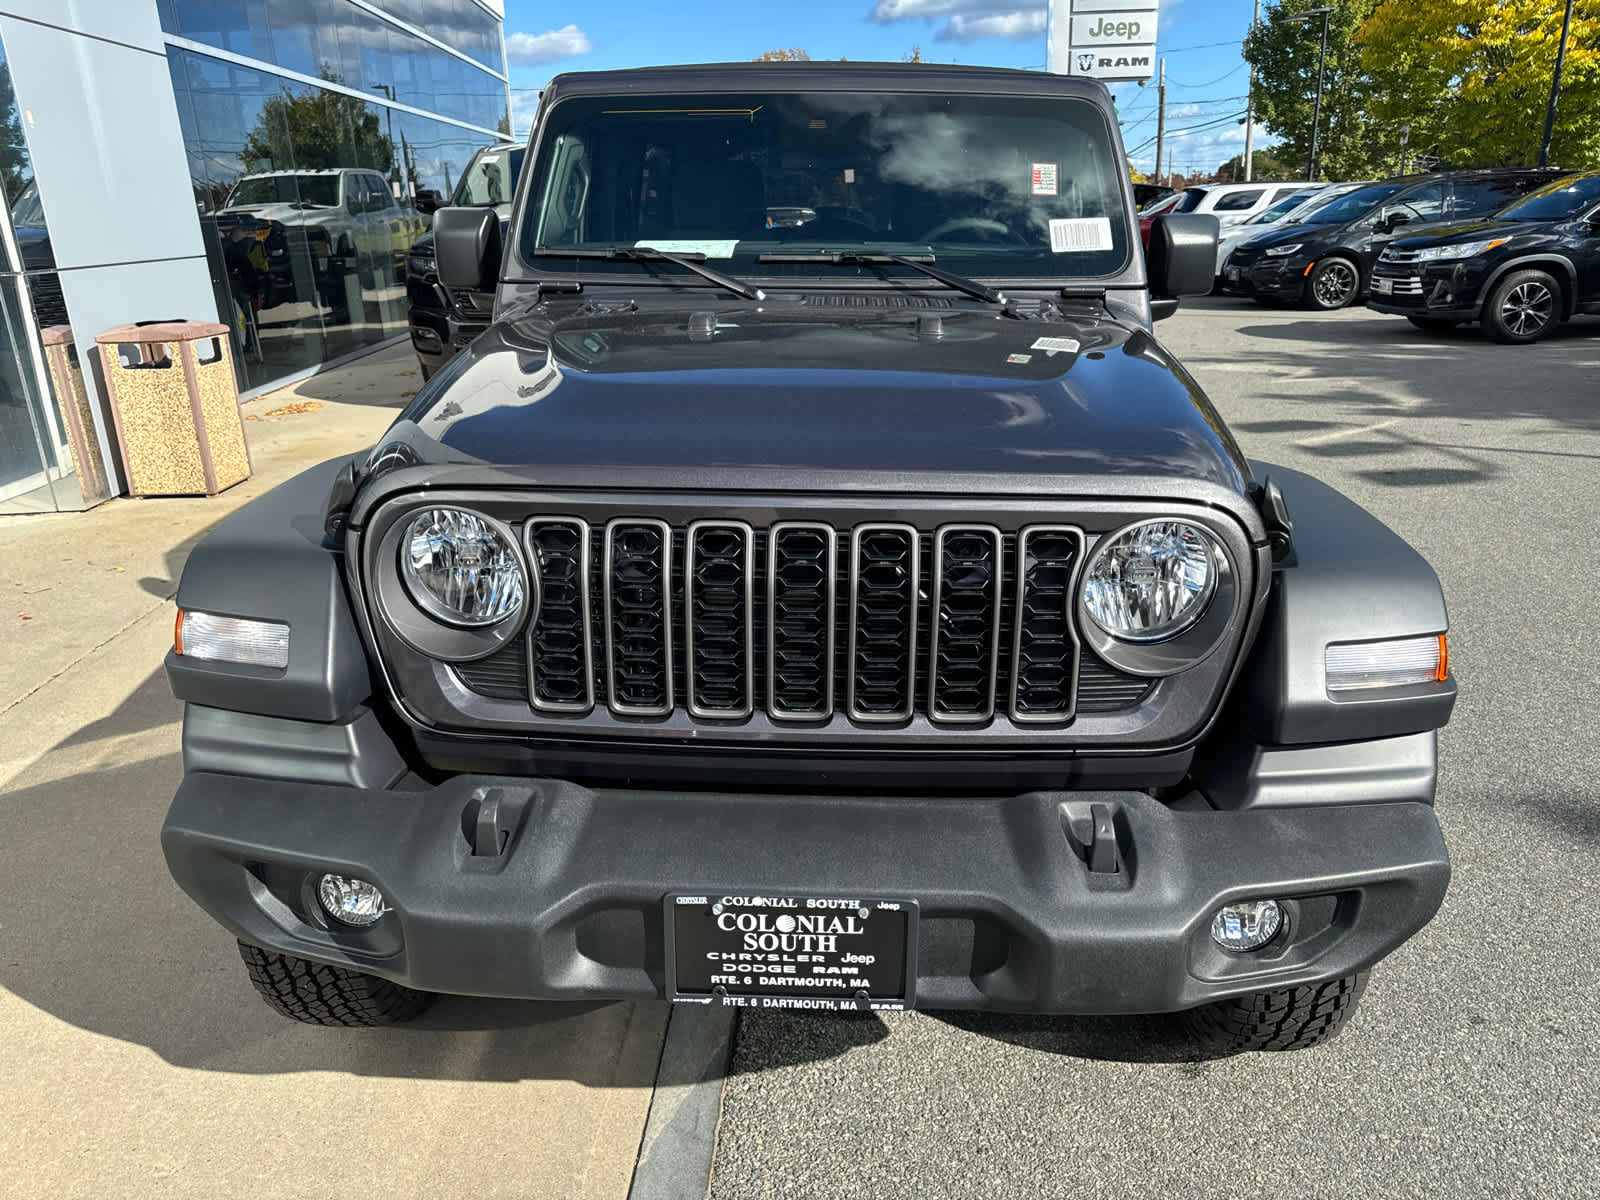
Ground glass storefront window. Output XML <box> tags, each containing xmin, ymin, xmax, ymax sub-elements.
<box><xmin>2</xmin><ymin>40</ymin><xmax>104</xmax><ymax>512</ymax></box>
<box><xmin>168</xmin><ymin>45</ymin><xmax>499</xmax><ymax>393</ymax></box>
<box><xmin>161</xmin><ymin>0</ymin><xmax>509</xmax><ymax>131</ymax></box>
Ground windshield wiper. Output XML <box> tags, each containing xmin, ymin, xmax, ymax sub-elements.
<box><xmin>532</xmin><ymin>246</ymin><xmax>764</xmax><ymax>300</ymax></box>
<box><xmin>758</xmin><ymin>251</ymin><xmax>1004</xmax><ymax>304</ymax></box>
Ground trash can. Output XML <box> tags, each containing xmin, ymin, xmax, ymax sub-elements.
<box><xmin>38</xmin><ymin>325</ymin><xmax>113</xmax><ymax>507</ymax></box>
<box><xmin>94</xmin><ymin>320</ymin><xmax>251</xmax><ymax>497</ymax></box>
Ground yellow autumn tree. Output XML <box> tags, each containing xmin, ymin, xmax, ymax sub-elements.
<box><xmin>1359</xmin><ymin>0</ymin><xmax>1600</xmax><ymax>170</ymax></box>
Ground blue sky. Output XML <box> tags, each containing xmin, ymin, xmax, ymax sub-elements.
<box><xmin>499</xmin><ymin>0</ymin><xmax>1268</xmax><ymax>177</ymax></box>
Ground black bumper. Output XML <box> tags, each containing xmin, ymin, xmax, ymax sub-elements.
<box><xmin>162</xmin><ymin>771</ymin><xmax>1450</xmax><ymax>1014</ymax></box>
<box><xmin>1222</xmin><ymin>260</ymin><xmax>1310</xmax><ymax>299</ymax></box>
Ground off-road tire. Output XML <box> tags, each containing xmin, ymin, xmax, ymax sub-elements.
<box><xmin>1481</xmin><ymin>268</ymin><xmax>1561</xmax><ymax>344</ymax></box>
<box><xmin>1406</xmin><ymin>315</ymin><xmax>1458</xmax><ymax>334</ymax></box>
<box><xmin>1181</xmin><ymin>971</ymin><xmax>1369</xmax><ymax>1052</ymax></box>
<box><xmin>238</xmin><ymin>942</ymin><xmax>433</xmax><ymax>1026</ymax></box>
<box><xmin>1303</xmin><ymin>257</ymin><xmax>1361</xmax><ymax>311</ymax></box>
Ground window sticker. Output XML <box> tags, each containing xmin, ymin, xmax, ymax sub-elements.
<box><xmin>1031</xmin><ymin>163</ymin><xmax>1058</xmax><ymax>196</ymax></box>
<box><xmin>635</xmin><ymin>239</ymin><xmax>740</xmax><ymax>259</ymax></box>
<box><xmin>1049</xmin><ymin>218</ymin><xmax>1114</xmax><ymax>253</ymax></box>
<box><xmin>1006</xmin><ymin>353</ymin><xmax>1033</xmax><ymax>364</ymax></box>
<box><xmin>1030</xmin><ymin>336</ymin><xmax>1080</xmax><ymax>355</ymax></box>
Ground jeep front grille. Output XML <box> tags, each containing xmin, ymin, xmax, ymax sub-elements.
<box><xmin>466</xmin><ymin>518</ymin><xmax>1143</xmax><ymax>727</ymax></box>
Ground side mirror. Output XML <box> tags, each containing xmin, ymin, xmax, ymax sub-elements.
<box><xmin>1385</xmin><ymin>212</ymin><xmax>1412</xmax><ymax>233</ymax></box>
<box><xmin>1147</xmin><ymin>213</ymin><xmax>1221</xmax><ymax>303</ymax></box>
<box><xmin>434</xmin><ymin>206</ymin><xmax>502</xmax><ymax>292</ymax></box>
<box><xmin>414</xmin><ymin>188</ymin><xmax>445</xmax><ymax>215</ymax></box>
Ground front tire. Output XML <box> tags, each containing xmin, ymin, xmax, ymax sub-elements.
<box><xmin>239</xmin><ymin>942</ymin><xmax>434</xmax><ymax>1026</ymax></box>
<box><xmin>1303</xmin><ymin>257</ymin><xmax>1360</xmax><ymax>310</ymax></box>
<box><xmin>1481</xmin><ymin>269</ymin><xmax>1561</xmax><ymax>344</ymax></box>
<box><xmin>1181</xmin><ymin>971</ymin><xmax>1369</xmax><ymax>1052</ymax></box>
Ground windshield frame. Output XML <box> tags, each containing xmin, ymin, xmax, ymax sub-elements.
<box><xmin>509</xmin><ymin>83</ymin><xmax>1142</xmax><ymax>292</ymax></box>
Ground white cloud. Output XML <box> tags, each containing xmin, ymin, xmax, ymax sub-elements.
<box><xmin>870</xmin><ymin>0</ymin><xmax>1048</xmax><ymax>42</ymax></box>
<box><xmin>939</xmin><ymin>10</ymin><xmax>1047</xmax><ymax>40</ymax></box>
<box><xmin>504</xmin><ymin>25</ymin><xmax>593</xmax><ymax>66</ymax></box>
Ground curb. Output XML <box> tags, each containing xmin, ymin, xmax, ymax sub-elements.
<box><xmin>628</xmin><ymin>1004</ymin><xmax>737</xmax><ymax>1200</ymax></box>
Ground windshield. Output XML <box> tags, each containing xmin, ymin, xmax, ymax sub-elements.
<box><xmin>522</xmin><ymin>90</ymin><xmax>1131</xmax><ymax>281</ymax></box>
<box><xmin>453</xmin><ymin>147</ymin><xmax>525</xmax><ymax>214</ymax></box>
<box><xmin>1496</xmin><ymin>174</ymin><xmax>1600</xmax><ymax>220</ymax></box>
<box><xmin>1246</xmin><ymin>191</ymin><xmax>1315</xmax><ymax>225</ymax></box>
<box><xmin>225</xmin><ymin>175</ymin><xmax>341</xmax><ymax>208</ymax></box>
<box><xmin>1298</xmin><ymin>183</ymin><xmax>1405</xmax><ymax>225</ymax></box>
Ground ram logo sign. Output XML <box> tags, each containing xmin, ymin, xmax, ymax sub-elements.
<box><xmin>1046</xmin><ymin>0</ymin><xmax>1159</xmax><ymax>82</ymax></box>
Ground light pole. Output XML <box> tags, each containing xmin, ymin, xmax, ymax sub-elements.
<box><xmin>1243</xmin><ymin>0</ymin><xmax>1260</xmax><ymax>181</ymax></box>
<box><xmin>1285</xmin><ymin>6</ymin><xmax>1333</xmax><ymax>181</ymax></box>
<box><xmin>1538</xmin><ymin>0</ymin><xmax>1577</xmax><ymax>167</ymax></box>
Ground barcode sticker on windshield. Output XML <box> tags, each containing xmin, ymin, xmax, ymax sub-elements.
<box><xmin>1049</xmin><ymin>218</ymin><xmax>1113</xmax><ymax>253</ymax></box>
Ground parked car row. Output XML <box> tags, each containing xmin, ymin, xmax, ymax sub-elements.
<box><xmin>1188</xmin><ymin>167</ymin><xmax>1600</xmax><ymax>344</ymax></box>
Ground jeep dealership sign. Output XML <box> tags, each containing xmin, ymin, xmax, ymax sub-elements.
<box><xmin>1047</xmin><ymin>0</ymin><xmax>1158</xmax><ymax>82</ymax></box>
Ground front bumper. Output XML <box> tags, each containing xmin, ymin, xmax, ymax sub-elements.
<box><xmin>1222</xmin><ymin>256</ymin><xmax>1311</xmax><ymax>299</ymax></box>
<box><xmin>163</xmin><ymin>770</ymin><xmax>1450</xmax><ymax>1014</ymax></box>
<box><xmin>1367</xmin><ymin>262</ymin><xmax>1488</xmax><ymax>319</ymax></box>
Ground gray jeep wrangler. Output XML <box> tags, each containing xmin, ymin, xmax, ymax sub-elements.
<box><xmin>162</xmin><ymin>64</ymin><xmax>1453</xmax><ymax>1050</ymax></box>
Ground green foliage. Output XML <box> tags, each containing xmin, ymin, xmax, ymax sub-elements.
<box><xmin>0</xmin><ymin>63</ymin><xmax>31</xmax><ymax>208</ymax></box>
<box><xmin>1216</xmin><ymin>146</ymin><xmax>1294</xmax><ymax>180</ymax></box>
<box><xmin>240</xmin><ymin>71</ymin><xmax>394</xmax><ymax>176</ymax></box>
<box><xmin>1244</xmin><ymin>0</ymin><xmax>1383</xmax><ymax>179</ymax></box>
<box><xmin>1359</xmin><ymin>0</ymin><xmax>1600</xmax><ymax>170</ymax></box>
<box><xmin>754</xmin><ymin>49</ymin><xmax>811</xmax><ymax>61</ymax></box>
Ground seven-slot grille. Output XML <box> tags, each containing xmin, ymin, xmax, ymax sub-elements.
<box><xmin>503</xmin><ymin>517</ymin><xmax>1114</xmax><ymax>727</ymax></box>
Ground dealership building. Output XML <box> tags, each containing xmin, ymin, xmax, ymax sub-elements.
<box><xmin>0</xmin><ymin>0</ymin><xmax>509</xmax><ymax>512</ymax></box>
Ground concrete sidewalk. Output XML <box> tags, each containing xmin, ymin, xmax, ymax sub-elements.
<box><xmin>0</xmin><ymin>344</ymin><xmax>671</xmax><ymax>1200</ymax></box>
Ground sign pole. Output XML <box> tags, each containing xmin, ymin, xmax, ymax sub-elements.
<box><xmin>1154</xmin><ymin>58</ymin><xmax>1166</xmax><ymax>187</ymax></box>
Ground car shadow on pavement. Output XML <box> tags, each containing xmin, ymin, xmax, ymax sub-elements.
<box><xmin>927</xmin><ymin>1010</ymin><xmax>1235</xmax><ymax>1064</ymax></box>
<box><xmin>0</xmin><ymin>664</ymin><xmax>861</xmax><ymax>1085</ymax></box>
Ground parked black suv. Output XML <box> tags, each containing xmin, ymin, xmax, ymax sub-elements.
<box><xmin>1223</xmin><ymin>169</ymin><xmax>1566</xmax><ymax>310</ymax></box>
<box><xmin>406</xmin><ymin>142</ymin><xmax>524</xmax><ymax>378</ymax></box>
<box><xmin>162</xmin><ymin>64</ymin><xmax>1455</xmax><ymax>1052</ymax></box>
<box><xmin>1368</xmin><ymin>171</ymin><xmax>1600</xmax><ymax>343</ymax></box>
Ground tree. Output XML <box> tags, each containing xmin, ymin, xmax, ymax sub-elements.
<box><xmin>240</xmin><ymin>71</ymin><xmax>394</xmax><ymax>176</ymax></box>
<box><xmin>754</xmin><ymin>49</ymin><xmax>810</xmax><ymax>61</ymax></box>
<box><xmin>1216</xmin><ymin>145</ymin><xmax>1293</xmax><ymax>180</ymax></box>
<box><xmin>1244</xmin><ymin>0</ymin><xmax>1383</xmax><ymax>179</ymax></box>
<box><xmin>0</xmin><ymin>63</ymin><xmax>29</xmax><ymax>206</ymax></box>
<box><xmin>1359</xmin><ymin>0</ymin><xmax>1600</xmax><ymax>171</ymax></box>
<box><xmin>904</xmin><ymin>46</ymin><xmax>924</xmax><ymax>63</ymax></box>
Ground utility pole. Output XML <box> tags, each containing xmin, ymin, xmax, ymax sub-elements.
<box><xmin>1538</xmin><ymin>0</ymin><xmax>1577</xmax><ymax>167</ymax></box>
<box><xmin>1286</xmin><ymin>7</ymin><xmax>1334</xmax><ymax>181</ymax></box>
<box><xmin>1153</xmin><ymin>58</ymin><xmax>1166</xmax><ymax>187</ymax></box>
<box><xmin>1243</xmin><ymin>0</ymin><xmax>1260</xmax><ymax>181</ymax></box>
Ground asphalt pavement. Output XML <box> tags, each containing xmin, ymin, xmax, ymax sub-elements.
<box><xmin>709</xmin><ymin>300</ymin><xmax>1600</xmax><ymax>1200</ymax></box>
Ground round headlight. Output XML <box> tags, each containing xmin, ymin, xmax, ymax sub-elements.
<box><xmin>400</xmin><ymin>507</ymin><xmax>526</xmax><ymax>627</ymax></box>
<box><xmin>1082</xmin><ymin>520</ymin><xmax>1219</xmax><ymax>642</ymax></box>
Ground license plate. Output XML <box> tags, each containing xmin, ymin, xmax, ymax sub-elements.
<box><xmin>667</xmin><ymin>893</ymin><xmax>918</xmax><ymax>1012</ymax></box>
<box><xmin>1374</xmin><ymin>277</ymin><xmax>1393</xmax><ymax>295</ymax></box>
<box><xmin>1226</xmin><ymin>267</ymin><xmax>1241</xmax><ymax>282</ymax></box>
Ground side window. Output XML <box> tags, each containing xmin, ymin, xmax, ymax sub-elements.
<box><xmin>344</xmin><ymin>175</ymin><xmax>364</xmax><ymax>213</ymax></box>
<box><xmin>1269</xmin><ymin>186</ymin><xmax>1304</xmax><ymax>204</ymax></box>
<box><xmin>1451</xmin><ymin>178</ymin><xmax>1540</xmax><ymax>217</ymax></box>
<box><xmin>1214</xmin><ymin>189</ymin><xmax>1264</xmax><ymax>212</ymax></box>
<box><xmin>1392</xmin><ymin>183</ymin><xmax>1445</xmax><ymax>221</ymax></box>
<box><xmin>1173</xmin><ymin>188</ymin><xmax>1205</xmax><ymax>213</ymax></box>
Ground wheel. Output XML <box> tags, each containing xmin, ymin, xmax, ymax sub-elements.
<box><xmin>1303</xmin><ymin>257</ymin><xmax>1360</xmax><ymax>310</ymax></box>
<box><xmin>1406</xmin><ymin>315</ymin><xmax>1458</xmax><ymax>334</ymax></box>
<box><xmin>1481</xmin><ymin>269</ymin><xmax>1561</xmax><ymax>344</ymax></box>
<box><xmin>1181</xmin><ymin>971</ymin><xmax>1369</xmax><ymax>1052</ymax></box>
<box><xmin>238</xmin><ymin>942</ymin><xmax>433</xmax><ymax>1026</ymax></box>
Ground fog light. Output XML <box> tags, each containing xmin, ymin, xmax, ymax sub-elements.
<box><xmin>1210</xmin><ymin>900</ymin><xmax>1283</xmax><ymax>952</ymax></box>
<box><xmin>317</xmin><ymin>874</ymin><xmax>386</xmax><ymax>927</ymax></box>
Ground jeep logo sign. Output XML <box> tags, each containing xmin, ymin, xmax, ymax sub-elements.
<box><xmin>1046</xmin><ymin>0</ymin><xmax>1159</xmax><ymax>82</ymax></box>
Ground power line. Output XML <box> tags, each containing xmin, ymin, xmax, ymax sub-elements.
<box><xmin>1163</xmin><ymin>62</ymin><xmax>1248</xmax><ymax>89</ymax></box>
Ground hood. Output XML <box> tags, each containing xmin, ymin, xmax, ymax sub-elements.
<box><xmin>221</xmin><ymin>202</ymin><xmax>336</xmax><ymax>224</ymax></box>
<box><xmin>1249</xmin><ymin>222</ymin><xmax>1342</xmax><ymax>249</ymax></box>
<box><xmin>367</xmin><ymin>302</ymin><xmax>1252</xmax><ymax>497</ymax></box>
<box><xmin>1390</xmin><ymin>219</ymin><xmax>1527</xmax><ymax>248</ymax></box>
